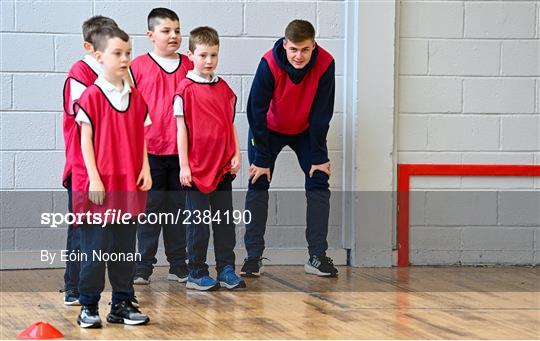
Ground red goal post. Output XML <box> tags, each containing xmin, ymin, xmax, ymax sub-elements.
<box><xmin>397</xmin><ymin>164</ymin><xmax>540</xmax><ymax>267</ymax></box>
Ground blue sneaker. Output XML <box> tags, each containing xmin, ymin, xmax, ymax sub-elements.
<box><xmin>217</xmin><ymin>265</ymin><xmax>247</xmax><ymax>290</ymax></box>
<box><xmin>186</xmin><ymin>275</ymin><xmax>220</xmax><ymax>291</ymax></box>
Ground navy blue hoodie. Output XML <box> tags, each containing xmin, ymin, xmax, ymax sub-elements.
<box><xmin>247</xmin><ymin>38</ymin><xmax>336</xmax><ymax>168</ymax></box>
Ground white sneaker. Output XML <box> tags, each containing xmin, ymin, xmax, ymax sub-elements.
<box><xmin>167</xmin><ymin>273</ymin><xmax>188</xmax><ymax>283</ymax></box>
<box><xmin>133</xmin><ymin>276</ymin><xmax>150</xmax><ymax>285</ymax></box>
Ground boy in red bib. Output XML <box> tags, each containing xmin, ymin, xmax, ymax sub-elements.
<box><xmin>72</xmin><ymin>27</ymin><xmax>151</xmax><ymax>328</ymax></box>
<box><xmin>130</xmin><ymin>8</ymin><xmax>192</xmax><ymax>285</ymax></box>
<box><xmin>174</xmin><ymin>27</ymin><xmax>245</xmax><ymax>291</ymax></box>
<box><xmin>61</xmin><ymin>15</ymin><xmax>118</xmax><ymax>306</ymax></box>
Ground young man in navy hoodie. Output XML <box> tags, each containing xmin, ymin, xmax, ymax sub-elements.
<box><xmin>241</xmin><ymin>19</ymin><xmax>338</xmax><ymax>278</ymax></box>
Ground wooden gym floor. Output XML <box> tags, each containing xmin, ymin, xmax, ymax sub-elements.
<box><xmin>1</xmin><ymin>266</ymin><xmax>539</xmax><ymax>339</ymax></box>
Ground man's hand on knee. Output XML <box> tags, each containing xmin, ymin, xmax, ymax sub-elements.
<box><xmin>249</xmin><ymin>165</ymin><xmax>271</xmax><ymax>184</ymax></box>
<box><xmin>309</xmin><ymin>162</ymin><xmax>331</xmax><ymax>178</ymax></box>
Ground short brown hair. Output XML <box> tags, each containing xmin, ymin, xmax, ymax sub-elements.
<box><xmin>189</xmin><ymin>26</ymin><xmax>219</xmax><ymax>52</ymax></box>
<box><xmin>284</xmin><ymin>19</ymin><xmax>315</xmax><ymax>43</ymax></box>
<box><xmin>93</xmin><ymin>26</ymin><xmax>130</xmax><ymax>52</ymax></box>
<box><xmin>82</xmin><ymin>15</ymin><xmax>118</xmax><ymax>45</ymax></box>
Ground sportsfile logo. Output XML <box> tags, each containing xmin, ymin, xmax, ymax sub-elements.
<box><xmin>40</xmin><ymin>209</ymin><xmax>252</xmax><ymax>228</ymax></box>
<box><xmin>40</xmin><ymin>209</ymin><xmax>135</xmax><ymax>228</ymax></box>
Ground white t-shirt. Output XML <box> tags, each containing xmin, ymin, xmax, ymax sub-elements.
<box><xmin>149</xmin><ymin>52</ymin><xmax>180</xmax><ymax>73</ymax></box>
<box><xmin>68</xmin><ymin>55</ymin><xmax>102</xmax><ymax>115</ymax></box>
<box><xmin>75</xmin><ymin>76</ymin><xmax>151</xmax><ymax>126</ymax></box>
<box><xmin>173</xmin><ymin>71</ymin><xmax>219</xmax><ymax>117</ymax></box>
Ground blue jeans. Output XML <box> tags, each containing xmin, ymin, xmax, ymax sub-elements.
<box><xmin>185</xmin><ymin>174</ymin><xmax>236</xmax><ymax>278</ymax></box>
<box><xmin>244</xmin><ymin>129</ymin><xmax>330</xmax><ymax>258</ymax></box>
<box><xmin>136</xmin><ymin>154</ymin><xmax>187</xmax><ymax>277</ymax></box>
<box><xmin>63</xmin><ymin>175</ymin><xmax>80</xmax><ymax>292</ymax></box>
<box><xmin>78</xmin><ymin>223</ymin><xmax>136</xmax><ymax>305</ymax></box>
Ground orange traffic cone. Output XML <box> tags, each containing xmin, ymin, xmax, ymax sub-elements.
<box><xmin>16</xmin><ymin>322</ymin><xmax>63</xmax><ymax>339</ymax></box>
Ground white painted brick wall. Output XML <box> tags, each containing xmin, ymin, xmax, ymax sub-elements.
<box><xmin>501</xmin><ymin>116</ymin><xmax>540</xmax><ymax>150</ymax></box>
<box><xmin>463</xmin><ymin>79</ymin><xmax>536</xmax><ymax>113</ymax></box>
<box><xmin>131</xmin><ymin>35</ymin><xmax>155</xmax><ymax>58</ymax></box>
<box><xmin>14</xmin><ymin>151</ymin><xmax>65</xmax><ymax>189</ymax></box>
<box><xmin>317</xmin><ymin>1</ymin><xmax>345</xmax><ymax>38</ymax></box>
<box><xmin>244</xmin><ymin>2</ymin><xmax>317</xmax><ymax>37</ymax></box>
<box><xmin>55</xmin><ymin>113</ymin><xmax>64</xmax><ymax>150</ymax></box>
<box><xmin>398</xmin><ymin>115</ymin><xmax>428</xmax><ymax>150</ymax></box>
<box><xmin>0</xmin><ymin>74</ymin><xmax>12</xmax><ymax>110</ymax></box>
<box><xmin>428</xmin><ymin>115</ymin><xmax>500</xmax><ymax>151</ymax></box>
<box><xmin>1</xmin><ymin>192</ymin><xmax>53</xmax><ymax>227</ymax></box>
<box><xmin>0</xmin><ymin>229</ymin><xmax>15</xmax><ymax>251</ymax></box>
<box><xmin>0</xmin><ymin>1</ymin><xmax>346</xmax><ymax>266</ymax></box>
<box><xmin>400</xmin><ymin>1</ymin><xmax>463</xmax><ymax>38</ymax></box>
<box><xmin>498</xmin><ymin>191</ymin><xmax>540</xmax><ymax>226</ymax></box>
<box><xmin>399</xmin><ymin>39</ymin><xmax>428</xmax><ymax>75</ymax></box>
<box><xmin>429</xmin><ymin>40</ymin><xmax>500</xmax><ymax>76</ymax></box>
<box><xmin>1</xmin><ymin>152</ymin><xmax>15</xmax><ymax>189</ymax></box>
<box><xmin>464</xmin><ymin>2</ymin><xmax>536</xmax><ymax>39</ymax></box>
<box><xmin>172</xmin><ymin>2</ymin><xmax>244</xmax><ymax>36</ymax></box>
<box><xmin>461</xmin><ymin>227</ymin><xmax>534</xmax><ymax>251</ymax></box>
<box><xmin>55</xmin><ymin>35</ymin><xmax>87</xmax><ymax>73</ymax></box>
<box><xmin>1</xmin><ymin>113</ymin><xmax>57</xmax><ymax>150</ymax></box>
<box><xmin>537</xmin><ymin>79</ymin><xmax>540</xmax><ymax>113</ymax></box>
<box><xmin>94</xmin><ymin>1</ymin><xmax>169</xmax><ymax>35</ymax></box>
<box><xmin>12</xmin><ymin>74</ymin><xmax>65</xmax><ymax>111</ymax></box>
<box><xmin>16</xmin><ymin>1</ymin><xmax>93</xmax><ymax>33</ymax></box>
<box><xmin>399</xmin><ymin>77</ymin><xmax>462</xmax><ymax>113</ymax></box>
<box><xmin>1</xmin><ymin>34</ymin><xmax>55</xmax><ymax>72</ymax></box>
<box><xmin>1</xmin><ymin>1</ymin><xmax>15</xmax><ymax>32</ymax></box>
<box><xmin>460</xmin><ymin>176</ymin><xmax>534</xmax><ymax>190</ymax></box>
<box><xmin>501</xmin><ymin>41</ymin><xmax>540</xmax><ymax>76</ymax></box>
<box><xmin>399</xmin><ymin>0</ymin><xmax>540</xmax><ymax>265</ymax></box>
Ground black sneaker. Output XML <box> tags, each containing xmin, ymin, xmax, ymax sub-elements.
<box><xmin>64</xmin><ymin>289</ymin><xmax>81</xmax><ymax>306</ymax></box>
<box><xmin>77</xmin><ymin>305</ymin><xmax>102</xmax><ymax>328</ymax></box>
<box><xmin>131</xmin><ymin>295</ymin><xmax>139</xmax><ymax>308</ymax></box>
<box><xmin>240</xmin><ymin>257</ymin><xmax>266</xmax><ymax>277</ymax></box>
<box><xmin>107</xmin><ymin>300</ymin><xmax>149</xmax><ymax>325</ymax></box>
<box><xmin>167</xmin><ymin>266</ymin><xmax>188</xmax><ymax>283</ymax></box>
<box><xmin>305</xmin><ymin>255</ymin><xmax>338</xmax><ymax>277</ymax></box>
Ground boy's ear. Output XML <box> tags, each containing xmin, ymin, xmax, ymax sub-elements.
<box><xmin>94</xmin><ymin>50</ymin><xmax>103</xmax><ymax>63</ymax></box>
<box><xmin>83</xmin><ymin>41</ymin><xmax>93</xmax><ymax>53</ymax></box>
<box><xmin>146</xmin><ymin>31</ymin><xmax>154</xmax><ymax>41</ymax></box>
<box><xmin>187</xmin><ymin>50</ymin><xmax>194</xmax><ymax>61</ymax></box>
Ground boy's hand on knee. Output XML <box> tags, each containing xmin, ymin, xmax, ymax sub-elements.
<box><xmin>180</xmin><ymin>167</ymin><xmax>192</xmax><ymax>187</ymax></box>
<box><xmin>249</xmin><ymin>164</ymin><xmax>271</xmax><ymax>184</ymax></box>
<box><xmin>89</xmin><ymin>178</ymin><xmax>106</xmax><ymax>205</ymax></box>
<box><xmin>309</xmin><ymin>162</ymin><xmax>331</xmax><ymax>178</ymax></box>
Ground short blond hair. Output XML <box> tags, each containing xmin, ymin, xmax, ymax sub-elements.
<box><xmin>189</xmin><ymin>26</ymin><xmax>219</xmax><ymax>52</ymax></box>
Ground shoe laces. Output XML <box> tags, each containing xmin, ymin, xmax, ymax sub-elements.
<box><xmin>83</xmin><ymin>305</ymin><xmax>99</xmax><ymax>315</ymax></box>
<box><xmin>317</xmin><ymin>255</ymin><xmax>334</xmax><ymax>266</ymax></box>
<box><xmin>60</xmin><ymin>287</ymin><xmax>76</xmax><ymax>294</ymax></box>
<box><xmin>246</xmin><ymin>257</ymin><xmax>269</xmax><ymax>265</ymax></box>
<box><xmin>220</xmin><ymin>266</ymin><xmax>239</xmax><ymax>279</ymax></box>
<box><xmin>61</xmin><ymin>288</ymin><xmax>78</xmax><ymax>296</ymax></box>
<box><xmin>121</xmin><ymin>300</ymin><xmax>142</xmax><ymax>313</ymax></box>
